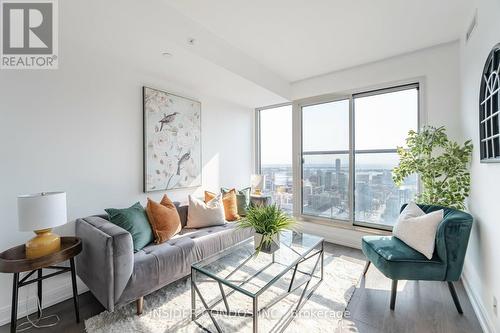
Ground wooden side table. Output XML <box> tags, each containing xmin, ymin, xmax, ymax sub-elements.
<box><xmin>0</xmin><ymin>237</ymin><xmax>82</xmax><ymax>333</ymax></box>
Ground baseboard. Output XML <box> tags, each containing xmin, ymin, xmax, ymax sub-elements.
<box><xmin>462</xmin><ymin>267</ymin><xmax>496</xmax><ymax>333</ymax></box>
<box><xmin>0</xmin><ymin>279</ymin><xmax>88</xmax><ymax>326</ymax></box>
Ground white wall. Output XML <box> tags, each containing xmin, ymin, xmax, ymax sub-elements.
<box><xmin>0</xmin><ymin>0</ymin><xmax>255</xmax><ymax>325</ymax></box>
<box><xmin>459</xmin><ymin>0</ymin><xmax>500</xmax><ymax>332</ymax></box>
<box><xmin>292</xmin><ymin>41</ymin><xmax>463</xmax><ymax>140</ymax></box>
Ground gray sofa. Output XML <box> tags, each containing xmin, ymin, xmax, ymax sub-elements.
<box><xmin>75</xmin><ymin>204</ymin><xmax>252</xmax><ymax>314</ymax></box>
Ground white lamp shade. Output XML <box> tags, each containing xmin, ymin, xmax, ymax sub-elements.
<box><xmin>17</xmin><ymin>192</ymin><xmax>67</xmax><ymax>232</ymax></box>
<box><xmin>250</xmin><ymin>174</ymin><xmax>265</xmax><ymax>193</ymax></box>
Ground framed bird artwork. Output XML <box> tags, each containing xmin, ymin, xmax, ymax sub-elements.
<box><xmin>143</xmin><ymin>86</ymin><xmax>202</xmax><ymax>192</ymax></box>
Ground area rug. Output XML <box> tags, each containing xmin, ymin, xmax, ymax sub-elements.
<box><xmin>85</xmin><ymin>249</ymin><xmax>364</xmax><ymax>333</ymax></box>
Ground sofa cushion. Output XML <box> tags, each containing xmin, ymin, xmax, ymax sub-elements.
<box><xmin>393</xmin><ymin>203</ymin><xmax>444</xmax><ymax>259</ymax></box>
<box><xmin>105</xmin><ymin>202</ymin><xmax>153</xmax><ymax>252</ymax></box>
<box><xmin>205</xmin><ymin>190</ymin><xmax>240</xmax><ymax>221</ymax></box>
<box><xmin>146</xmin><ymin>195</ymin><xmax>182</xmax><ymax>244</ymax></box>
<box><xmin>175</xmin><ymin>223</ymin><xmax>253</xmax><ymax>262</ymax></box>
<box><xmin>117</xmin><ymin>223</ymin><xmax>253</xmax><ymax>305</ymax></box>
<box><xmin>222</xmin><ymin>187</ymin><xmax>250</xmax><ymax>217</ymax></box>
<box><xmin>187</xmin><ymin>195</ymin><xmax>226</xmax><ymax>228</ymax></box>
<box><xmin>362</xmin><ymin>235</ymin><xmax>446</xmax><ymax>281</ymax></box>
<box><xmin>174</xmin><ymin>204</ymin><xmax>188</xmax><ymax>228</ymax></box>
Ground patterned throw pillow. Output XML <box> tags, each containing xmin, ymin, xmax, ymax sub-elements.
<box><xmin>221</xmin><ymin>187</ymin><xmax>250</xmax><ymax>217</ymax></box>
<box><xmin>205</xmin><ymin>189</ymin><xmax>240</xmax><ymax>221</ymax></box>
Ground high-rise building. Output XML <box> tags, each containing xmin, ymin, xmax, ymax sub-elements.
<box><xmin>335</xmin><ymin>158</ymin><xmax>341</xmax><ymax>176</ymax></box>
<box><xmin>316</xmin><ymin>169</ymin><xmax>324</xmax><ymax>187</ymax></box>
<box><xmin>325</xmin><ymin>171</ymin><xmax>333</xmax><ymax>190</ymax></box>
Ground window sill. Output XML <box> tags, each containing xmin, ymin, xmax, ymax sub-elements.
<box><xmin>295</xmin><ymin>214</ymin><xmax>391</xmax><ymax>236</ymax></box>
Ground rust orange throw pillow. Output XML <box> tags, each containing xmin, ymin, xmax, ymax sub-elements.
<box><xmin>205</xmin><ymin>190</ymin><xmax>240</xmax><ymax>221</ymax></box>
<box><xmin>145</xmin><ymin>195</ymin><xmax>182</xmax><ymax>244</ymax></box>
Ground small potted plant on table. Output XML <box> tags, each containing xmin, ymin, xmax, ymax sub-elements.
<box><xmin>237</xmin><ymin>204</ymin><xmax>295</xmax><ymax>254</ymax></box>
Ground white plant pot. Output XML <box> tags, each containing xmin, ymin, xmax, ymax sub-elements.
<box><xmin>254</xmin><ymin>232</ymin><xmax>280</xmax><ymax>254</ymax></box>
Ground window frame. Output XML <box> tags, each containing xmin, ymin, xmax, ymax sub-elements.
<box><xmin>479</xmin><ymin>43</ymin><xmax>500</xmax><ymax>162</ymax></box>
<box><xmin>255</xmin><ymin>102</ymin><xmax>294</xmax><ymax>174</ymax></box>
<box><xmin>299</xmin><ymin>96</ymin><xmax>352</xmax><ymax>223</ymax></box>
<box><xmin>256</xmin><ymin>78</ymin><xmax>425</xmax><ymax>231</ymax></box>
<box><xmin>352</xmin><ymin>83</ymin><xmax>420</xmax><ymax>230</ymax></box>
<box><xmin>255</xmin><ymin>103</ymin><xmax>294</xmax><ymax>214</ymax></box>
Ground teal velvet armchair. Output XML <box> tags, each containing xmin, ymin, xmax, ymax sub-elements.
<box><xmin>361</xmin><ymin>204</ymin><xmax>473</xmax><ymax>313</ymax></box>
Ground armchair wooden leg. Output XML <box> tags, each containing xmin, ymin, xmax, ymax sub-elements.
<box><xmin>447</xmin><ymin>282</ymin><xmax>463</xmax><ymax>314</ymax></box>
<box><xmin>363</xmin><ymin>261</ymin><xmax>371</xmax><ymax>276</ymax></box>
<box><xmin>390</xmin><ymin>280</ymin><xmax>398</xmax><ymax>310</ymax></box>
<box><xmin>136</xmin><ymin>297</ymin><xmax>144</xmax><ymax>315</ymax></box>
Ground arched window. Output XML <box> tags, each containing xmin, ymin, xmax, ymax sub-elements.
<box><xmin>480</xmin><ymin>44</ymin><xmax>500</xmax><ymax>162</ymax></box>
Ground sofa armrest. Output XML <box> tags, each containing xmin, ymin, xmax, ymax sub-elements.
<box><xmin>75</xmin><ymin>216</ymin><xmax>134</xmax><ymax>311</ymax></box>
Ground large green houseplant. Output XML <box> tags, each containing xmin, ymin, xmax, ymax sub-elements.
<box><xmin>237</xmin><ymin>204</ymin><xmax>295</xmax><ymax>254</ymax></box>
<box><xmin>392</xmin><ymin>126</ymin><xmax>473</xmax><ymax>210</ymax></box>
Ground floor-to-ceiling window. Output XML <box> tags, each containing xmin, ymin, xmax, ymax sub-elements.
<box><xmin>302</xmin><ymin>99</ymin><xmax>350</xmax><ymax>220</ymax></box>
<box><xmin>257</xmin><ymin>83</ymin><xmax>419</xmax><ymax>230</ymax></box>
<box><xmin>353</xmin><ymin>86</ymin><xmax>418</xmax><ymax>229</ymax></box>
<box><xmin>257</xmin><ymin>104</ymin><xmax>293</xmax><ymax>213</ymax></box>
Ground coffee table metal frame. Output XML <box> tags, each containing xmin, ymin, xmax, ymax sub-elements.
<box><xmin>191</xmin><ymin>234</ymin><xmax>324</xmax><ymax>333</ymax></box>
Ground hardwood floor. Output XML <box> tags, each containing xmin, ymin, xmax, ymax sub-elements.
<box><xmin>0</xmin><ymin>291</ymin><xmax>104</xmax><ymax>333</ymax></box>
<box><xmin>327</xmin><ymin>246</ymin><xmax>482</xmax><ymax>333</ymax></box>
<box><xmin>0</xmin><ymin>244</ymin><xmax>482</xmax><ymax>333</ymax></box>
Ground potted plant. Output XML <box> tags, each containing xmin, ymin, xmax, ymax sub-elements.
<box><xmin>237</xmin><ymin>204</ymin><xmax>295</xmax><ymax>254</ymax></box>
<box><xmin>392</xmin><ymin>126</ymin><xmax>473</xmax><ymax>209</ymax></box>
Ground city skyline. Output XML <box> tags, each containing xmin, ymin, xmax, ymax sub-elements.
<box><xmin>261</xmin><ymin>159</ymin><xmax>417</xmax><ymax>227</ymax></box>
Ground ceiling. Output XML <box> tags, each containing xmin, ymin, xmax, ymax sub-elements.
<box><xmin>63</xmin><ymin>0</ymin><xmax>290</xmax><ymax>108</ymax></box>
<box><xmin>165</xmin><ymin>0</ymin><xmax>474</xmax><ymax>82</ymax></box>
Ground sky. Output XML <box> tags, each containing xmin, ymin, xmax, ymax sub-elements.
<box><xmin>260</xmin><ymin>105</ymin><xmax>293</xmax><ymax>165</ymax></box>
<box><xmin>260</xmin><ymin>88</ymin><xmax>418</xmax><ymax>167</ymax></box>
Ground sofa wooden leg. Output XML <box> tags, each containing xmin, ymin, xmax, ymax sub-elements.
<box><xmin>363</xmin><ymin>261</ymin><xmax>371</xmax><ymax>276</ymax></box>
<box><xmin>447</xmin><ymin>282</ymin><xmax>463</xmax><ymax>314</ymax></box>
<box><xmin>136</xmin><ymin>297</ymin><xmax>144</xmax><ymax>315</ymax></box>
<box><xmin>390</xmin><ymin>280</ymin><xmax>398</xmax><ymax>310</ymax></box>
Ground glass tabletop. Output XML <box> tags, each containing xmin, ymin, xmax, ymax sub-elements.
<box><xmin>191</xmin><ymin>230</ymin><xmax>324</xmax><ymax>297</ymax></box>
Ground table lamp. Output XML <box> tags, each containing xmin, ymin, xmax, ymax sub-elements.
<box><xmin>17</xmin><ymin>192</ymin><xmax>67</xmax><ymax>259</ymax></box>
<box><xmin>250</xmin><ymin>174</ymin><xmax>265</xmax><ymax>196</ymax></box>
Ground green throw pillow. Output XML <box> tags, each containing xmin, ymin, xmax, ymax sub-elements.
<box><xmin>222</xmin><ymin>187</ymin><xmax>251</xmax><ymax>216</ymax></box>
<box><xmin>105</xmin><ymin>202</ymin><xmax>153</xmax><ymax>252</ymax></box>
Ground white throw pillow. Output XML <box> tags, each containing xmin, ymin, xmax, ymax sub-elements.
<box><xmin>398</xmin><ymin>201</ymin><xmax>425</xmax><ymax>220</ymax></box>
<box><xmin>186</xmin><ymin>194</ymin><xmax>226</xmax><ymax>229</ymax></box>
<box><xmin>393</xmin><ymin>202</ymin><xmax>444</xmax><ymax>259</ymax></box>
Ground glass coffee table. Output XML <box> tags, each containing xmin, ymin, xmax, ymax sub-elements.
<box><xmin>191</xmin><ymin>230</ymin><xmax>324</xmax><ymax>333</ymax></box>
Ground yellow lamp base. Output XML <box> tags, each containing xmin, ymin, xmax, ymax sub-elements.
<box><xmin>26</xmin><ymin>228</ymin><xmax>61</xmax><ymax>259</ymax></box>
